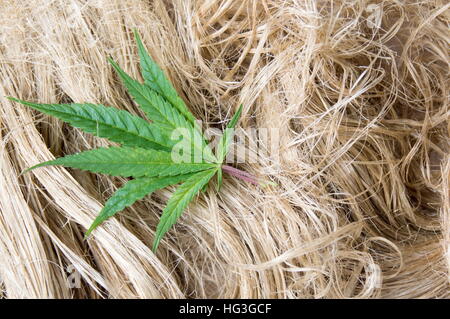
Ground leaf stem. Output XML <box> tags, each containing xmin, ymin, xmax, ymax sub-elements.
<box><xmin>222</xmin><ymin>165</ymin><xmax>259</xmax><ymax>185</ymax></box>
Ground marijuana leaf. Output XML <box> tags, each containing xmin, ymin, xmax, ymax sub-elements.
<box><xmin>8</xmin><ymin>30</ymin><xmax>254</xmax><ymax>253</ymax></box>
<box><xmin>215</xmin><ymin>104</ymin><xmax>243</xmax><ymax>190</ymax></box>
<box><xmin>25</xmin><ymin>147</ymin><xmax>217</xmax><ymax>177</ymax></box>
<box><xmin>133</xmin><ymin>30</ymin><xmax>198</xmax><ymax>128</ymax></box>
<box><xmin>216</xmin><ymin>104</ymin><xmax>243</xmax><ymax>163</ymax></box>
<box><xmin>108</xmin><ymin>58</ymin><xmax>216</xmax><ymax>163</ymax></box>
<box><xmin>85</xmin><ymin>173</ymin><xmax>197</xmax><ymax>237</ymax></box>
<box><xmin>152</xmin><ymin>168</ymin><xmax>217</xmax><ymax>251</ymax></box>
<box><xmin>7</xmin><ymin>98</ymin><xmax>174</xmax><ymax>151</ymax></box>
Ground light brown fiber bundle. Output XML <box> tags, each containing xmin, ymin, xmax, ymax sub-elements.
<box><xmin>0</xmin><ymin>0</ymin><xmax>449</xmax><ymax>298</ymax></box>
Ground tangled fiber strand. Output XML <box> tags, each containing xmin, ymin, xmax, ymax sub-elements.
<box><xmin>0</xmin><ymin>0</ymin><xmax>448</xmax><ymax>298</ymax></box>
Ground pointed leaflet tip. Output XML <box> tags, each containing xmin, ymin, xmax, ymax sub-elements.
<box><xmin>227</xmin><ymin>104</ymin><xmax>243</xmax><ymax>129</ymax></box>
<box><xmin>84</xmin><ymin>227</ymin><xmax>95</xmax><ymax>239</ymax></box>
<box><xmin>84</xmin><ymin>215</ymin><xmax>104</xmax><ymax>238</ymax></box>
<box><xmin>131</xmin><ymin>30</ymin><xmax>202</xmax><ymax>130</ymax></box>
<box><xmin>19</xmin><ymin>159</ymin><xmax>61</xmax><ymax>176</ymax></box>
<box><xmin>7</xmin><ymin>96</ymin><xmax>35</xmax><ymax>107</ymax></box>
<box><xmin>133</xmin><ymin>28</ymin><xmax>143</xmax><ymax>47</ymax></box>
<box><xmin>215</xmin><ymin>104</ymin><xmax>244</xmax><ymax>163</ymax></box>
<box><xmin>20</xmin><ymin>165</ymin><xmax>40</xmax><ymax>176</ymax></box>
<box><xmin>6</xmin><ymin>96</ymin><xmax>18</xmax><ymax>102</ymax></box>
<box><xmin>107</xmin><ymin>57</ymin><xmax>118</xmax><ymax>68</ymax></box>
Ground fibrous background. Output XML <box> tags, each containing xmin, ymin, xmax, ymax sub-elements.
<box><xmin>0</xmin><ymin>0</ymin><xmax>449</xmax><ymax>298</ymax></box>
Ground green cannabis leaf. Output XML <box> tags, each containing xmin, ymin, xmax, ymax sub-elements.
<box><xmin>8</xmin><ymin>30</ymin><xmax>258</xmax><ymax>252</ymax></box>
